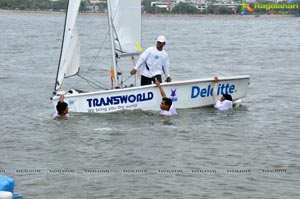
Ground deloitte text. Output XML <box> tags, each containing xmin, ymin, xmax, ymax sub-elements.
<box><xmin>191</xmin><ymin>83</ymin><xmax>235</xmax><ymax>99</ymax></box>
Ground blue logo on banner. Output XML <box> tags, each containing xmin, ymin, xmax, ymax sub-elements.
<box><xmin>170</xmin><ymin>88</ymin><xmax>178</xmax><ymax>102</ymax></box>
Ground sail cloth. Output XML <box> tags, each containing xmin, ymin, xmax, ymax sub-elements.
<box><xmin>55</xmin><ymin>0</ymin><xmax>81</xmax><ymax>91</ymax></box>
<box><xmin>110</xmin><ymin>0</ymin><xmax>142</xmax><ymax>55</ymax></box>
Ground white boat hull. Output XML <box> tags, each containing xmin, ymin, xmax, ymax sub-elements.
<box><xmin>52</xmin><ymin>75</ymin><xmax>250</xmax><ymax>113</ymax></box>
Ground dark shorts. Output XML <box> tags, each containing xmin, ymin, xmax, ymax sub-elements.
<box><xmin>141</xmin><ymin>75</ymin><xmax>162</xmax><ymax>86</ymax></box>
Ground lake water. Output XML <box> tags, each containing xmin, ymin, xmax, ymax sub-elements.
<box><xmin>0</xmin><ymin>11</ymin><xmax>300</xmax><ymax>199</ymax></box>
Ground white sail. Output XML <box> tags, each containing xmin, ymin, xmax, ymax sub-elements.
<box><xmin>110</xmin><ymin>0</ymin><xmax>142</xmax><ymax>55</ymax></box>
<box><xmin>55</xmin><ymin>0</ymin><xmax>81</xmax><ymax>91</ymax></box>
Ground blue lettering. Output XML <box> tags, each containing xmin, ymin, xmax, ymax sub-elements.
<box><xmin>207</xmin><ymin>85</ymin><xmax>212</xmax><ymax>97</ymax></box>
<box><xmin>94</xmin><ymin>98</ymin><xmax>100</xmax><ymax>106</ymax></box>
<box><xmin>191</xmin><ymin>86</ymin><xmax>200</xmax><ymax>98</ymax></box>
<box><xmin>100</xmin><ymin>98</ymin><xmax>107</xmax><ymax>106</ymax></box>
<box><xmin>137</xmin><ymin>93</ymin><xmax>143</xmax><ymax>102</ymax></box>
<box><xmin>229</xmin><ymin>85</ymin><xmax>235</xmax><ymax>93</ymax></box>
<box><xmin>106</xmin><ymin>97</ymin><xmax>113</xmax><ymax>105</ymax></box>
<box><xmin>191</xmin><ymin>83</ymin><xmax>236</xmax><ymax>99</ymax></box>
<box><xmin>220</xmin><ymin>84</ymin><xmax>225</xmax><ymax>95</ymax></box>
<box><xmin>148</xmin><ymin>92</ymin><xmax>153</xmax><ymax>100</ymax></box>
<box><xmin>225</xmin><ymin>83</ymin><xmax>230</xmax><ymax>94</ymax></box>
<box><xmin>113</xmin><ymin>96</ymin><xmax>120</xmax><ymax>105</ymax></box>
<box><xmin>200</xmin><ymin>87</ymin><xmax>207</xmax><ymax>97</ymax></box>
<box><xmin>119</xmin><ymin>95</ymin><xmax>128</xmax><ymax>103</ymax></box>
<box><xmin>86</xmin><ymin>92</ymin><xmax>153</xmax><ymax>107</ymax></box>
<box><xmin>87</xmin><ymin>99</ymin><xmax>93</xmax><ymax>107</ymax></box>
<box><xmin>128</xmin><ymin>95</ymin><xmax>136</xmax><ymax>103</ymax></box>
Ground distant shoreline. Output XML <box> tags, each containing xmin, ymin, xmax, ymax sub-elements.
<box><xmin>0</xmin><ymin>9</ymin><xmax>296</xmax><ymax>18</ymax></box>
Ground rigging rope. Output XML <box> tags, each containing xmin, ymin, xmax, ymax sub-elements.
<box><xmin>121</xmin><ymin>75</ymin><xmax>133</xmax><ymax>85</ymax></box>
<box><xmin>71</xmin><ymin>30</ymin><xmax>111</xmax><ymax>90</ymax></box>
<box><xmin>77</xmin><ymin>74</ymin><xmax>108</xmax><ymax>90</ymax></box>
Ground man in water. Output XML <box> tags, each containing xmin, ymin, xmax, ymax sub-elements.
<box><xmin>155</xmin><ymin>80</ymin><xmax>177</xmax><ymax>116</ymax></box>
<box><xmin>53</xmin><ymin>94</ymin><xmax>70</xmax><ymax>118</ymax></box>
<box><xmin>213</xmin><ymin>77</ymin><xmax>233</xmax><ymax>111</ymax></box>
<box><xmin>130</xmin><ymin>35</ymin><xmax>172</xmax><ymax>85</ymax></box>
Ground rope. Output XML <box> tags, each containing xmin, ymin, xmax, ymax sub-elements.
<box><xmin>78</xmin><ymin>74</ymin><xmax>109</xmax><ymax>90</ymax></box>
<box><xmin>71</xmin><ymin>29</ymin><xmax>110</xmax><ymax>89</ymax></box>
<box><xmin>121</xmin><ymin>75</ymin><xmax>133</xmax><ymax>85</ymax></box>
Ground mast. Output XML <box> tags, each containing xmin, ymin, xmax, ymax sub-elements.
<box><xmin>107</xmin><ymin>0</ymin><xmax>119</xmax><ymax>88</ymax></box>
<box><xmin>54</xmin><ymin>0</ymin><xmax>70</xmax><ymax>93</ymax></box>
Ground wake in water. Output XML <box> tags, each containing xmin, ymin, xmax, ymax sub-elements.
<box><xmin>0</xmin><ymin>74</ymin><xmax>9</xmax><ymax>79</ymax></box>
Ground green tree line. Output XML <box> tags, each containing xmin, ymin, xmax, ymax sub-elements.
<box><xmin>142</xmin><ymin>0</ymin><xmax>235</xmax><ymax>15</ymax></box>
<box><xmin>0</xmin><ymin>0</ymin><xmax>92</xmax><ymax>11</ymax></box>
<box><xmin>0</xmin><ymin>0</ymin><xmax>65</xmax><ymax>10</ymax></box>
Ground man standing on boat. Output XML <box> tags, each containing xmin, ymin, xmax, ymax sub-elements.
<box><xmin>130</xmin><ymin>35</ymin><xmax>172</xmax><ymax>85</ymax></box>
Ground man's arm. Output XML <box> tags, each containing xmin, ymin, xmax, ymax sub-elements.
<box><xmin>130</xmin><ymin>57</ymin><xmax>145</xmax><ymax>75</ymax></box>
<box><xmin>59</xmin><ymin>94</ymin><xmax>65</xmax><ymax>102</ymax></box>
<box><xmin>155</xmin><ymin>80</ymin><xmax>166</xmax><ymax>98</ymax></box>
<box><xmin>130</xmin><ymin>48</ymin><xmax>151</xmax><ymax>75</ymax></box>
<box><xmin>213</xmin><ymin>77</ymin><xmax>219</xmax><ymax>105</ymax></box>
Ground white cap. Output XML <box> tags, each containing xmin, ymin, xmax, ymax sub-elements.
<box><xmin>157</xmin><ymin>35</ymin><xmax>166</xmax><ymax>43</ymax></box>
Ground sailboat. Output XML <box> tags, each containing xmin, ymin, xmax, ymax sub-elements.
<box><xmin>51</xmin><ymin>0</ymin><xmax>250</xmax><ymax>114</ymax></box>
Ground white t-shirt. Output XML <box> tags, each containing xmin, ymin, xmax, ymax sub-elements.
<box><xmin>215</xmin><ymin>100</ymin><xmax>233</xmax><ymax>111</ymax></box>
<box><xmin>53</xmin><ymin>112</ymin><xmax>70</xmax><ymax>118</ymax></box>
<box><xmin>160</xmin><ymin>105</ymin><xmax>177</xmax><ymax>116</ymax></box>
<box><xmin>135</xmin><ymin>46</ymin><xmax>170</xmax><ymax>78</ymax></box>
